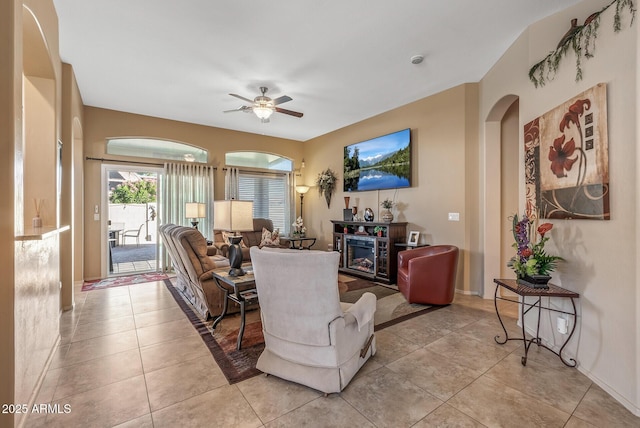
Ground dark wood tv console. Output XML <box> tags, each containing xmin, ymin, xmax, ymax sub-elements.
<box><xmin>331</xmin><ymin>220</ymin><xmax>407</xmax><ymax>284</ymax></box>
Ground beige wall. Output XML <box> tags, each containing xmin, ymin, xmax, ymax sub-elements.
<box><xmin>2</xmin><ymin>1</ymin><xmax>67</xmax><ymax>427</ymax></box>
<box><xmin>499</xmin><ymin>100</ymin><xmax>519</xmax><ymax>279</ymax></box>
<box><xmin>302</xmin><ymin>84</ymin><xmax>480</xmax><ymax>293</ymax></box>
<box><xmin>61</xmin><ymin>63</ymin><xmax>84</xmax><ymax>309</ymax></box>
<box><xmin>0</xmin><ymin>2</ymin><xmax>18</xmax><ymax>426</ymax></box>
<box><xmin>481</xmin><ymin>0</ymin><xmax>638</xmax><ymax>414</ymax></box>
<box><xmin>23</xmin><ymin>76</ymin><xmax>56</xmax><ymax>226</ymax></box>
<box><xmin>82</xmin><ymin>107</ymin><xmax>303</xmax><ymax>279</ymax></box>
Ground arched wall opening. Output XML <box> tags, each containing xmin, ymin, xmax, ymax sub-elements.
<box><xmin>14</xmin><ymin>5</ymin><xmax>60</xmax><ymax>424</ymax></box>
<box><xmin>483</xmin><ymin>94</ymin><xmax>519</xmax><ymax>299</ymax></box>
<box><xmin>22</xmin><ymin>5</ymin><xmax>56</xmax><ymax>229</ymax></box>
<box><xmin>73</xmin><ymin>117</ymin><xmax>84</xmax><ymax>282</ymax></box>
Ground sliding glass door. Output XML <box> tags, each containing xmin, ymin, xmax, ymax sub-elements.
<box><xmin>103</xmin><ymin>164</ymin><xmax>161</xmax><ymax>277</ymax></box>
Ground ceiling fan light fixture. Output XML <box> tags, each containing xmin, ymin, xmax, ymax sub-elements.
<box><xmin>227</xmin><ymin>87</ymin><xmax>302</xmax><ymax>121</ymax></box>
<box><xmin>254</xmin><ymin>106</ymin><xmax>273</xmax><ymax>120</ymax></box>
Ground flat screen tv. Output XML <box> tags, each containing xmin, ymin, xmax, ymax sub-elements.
<box><xmin>343</xmin><ymin>128</ymin><xmax>411</xmax><ymax>192</ymax></box>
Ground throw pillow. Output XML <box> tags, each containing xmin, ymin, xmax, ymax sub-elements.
<box><xmin>221</xmin><ymin>231</ymin><xmax>233</xmax><ymax>245</ymax></box>
<box><xmin>259</xmin><ymin>227</ymin><xmax>280</xmax><ymax>248</ymax></box>
<box><xmin>221</xmin><ymin>230</ymin><xmax>248</xmax><ymax>248</ymax></box>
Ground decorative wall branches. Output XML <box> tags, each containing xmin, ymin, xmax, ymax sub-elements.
<box><xmin>529</xmin><ymin>0</ymin><xmax>636</xmax><ymax>87</ymax></box>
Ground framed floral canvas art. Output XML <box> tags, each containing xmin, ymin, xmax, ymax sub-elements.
<box><xmin>524</xmin><ymin>83</ymin><xmax>609</xmax><ymax>219</ymax></box>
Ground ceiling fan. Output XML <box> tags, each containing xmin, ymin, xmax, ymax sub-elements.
<box><xmin>224</xmin><ymin>86</ymin><xmax>304</xmax><ymax>123</ymax></box>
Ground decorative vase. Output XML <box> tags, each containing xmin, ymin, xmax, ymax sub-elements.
<box><xmin>344</xmin><ymin>196</ymin><xmax>350</xmax><ymax>209</ymax></box>
<box><xmin>325</xmin><ymin>191</ymin><xmax>332</xmax><ymax>208</ymax></box>
<box><xmin>381</xmin><ymin>209</ymin><xmax>394</xmax><ymax>223</ymax></box>
<box><xmin>364</xmin><ymin>208</ymin><xmax>374</xmax><ymax>222</ymax></box>
<box><xmin>32</xmin><ymin>215</ymin><xmax>42</xmax><ymax>228</ymax></box>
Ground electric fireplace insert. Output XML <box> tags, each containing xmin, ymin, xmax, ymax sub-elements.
<box><xmin>344</xmin><ymin>235</ymin><xmax>376</xmax><ymax>276</ymax></box>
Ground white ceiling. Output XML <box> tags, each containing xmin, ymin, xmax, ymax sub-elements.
<box><xmin>53</xmin><ymin>0</ymin><xmax>580</xmax><ymax>142</ymax></box>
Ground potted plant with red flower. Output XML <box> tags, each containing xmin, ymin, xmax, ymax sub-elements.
<box><xmin>507</xmin><ymin>213</ymin><xmax>563</xmax><ymax>288</ymax></box>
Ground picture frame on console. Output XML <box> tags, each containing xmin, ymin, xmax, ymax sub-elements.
<box><xmin>408</xmin><ymin>231</ymin><xmax>420</xmax><ymax>246</ymax></box>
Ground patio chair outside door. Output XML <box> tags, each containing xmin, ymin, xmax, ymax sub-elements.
<box><xmin>122</xmin><ymin>223</ymin><xmax>144</xmax><ymax>247</ymax></box>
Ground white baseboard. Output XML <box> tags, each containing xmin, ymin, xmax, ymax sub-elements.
<box><xmin>577</xmin><ymin>366</ymin><xmax>640</xmax><ymax>417</ymax></box>
<box><xmin>455</xmin><ymin>289</ymin><xmax>482</xmax><ymax>296</ymax></box>
<box><xmin>522</xmin><ymin>324</ymin><xmax>640</xmax><ymax>417</ymax></box>
<box><xmin>18</xmin><ymin>334</ymin><xmax>61</xmax><ymax>428</ymax></box>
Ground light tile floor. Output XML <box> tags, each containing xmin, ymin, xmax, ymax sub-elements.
<box><xmin>112</xmin><ymin>259</ymin><xmax>156</xmax><ymax>275</ymax></box>
<box><xmin>25</xmin><ymin>281</ymin><xmax>640</xmax><ymax>427</ymax></box>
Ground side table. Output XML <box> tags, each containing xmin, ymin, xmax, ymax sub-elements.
<box><xmin>394</xmin><ymin>243</ymin><xmax>430</xmax><ymax>250</ymax></box>
<box><xmin>212</xmin><ymin>266</ymin><xmax>258</xmax><ymax>350</ymax></box>
<box><xmin>288</xmin><ymin>236</ymin><xmax>316</xmax><ymax>250</ymax></box>
<box><xmin>493</xmin><ymin>278</ymin><xmax>579</xmax><ymax>367</ymax></box>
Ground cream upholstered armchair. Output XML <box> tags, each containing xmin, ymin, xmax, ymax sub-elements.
<box><xmin>250</xmin><ymin>247</ymin><xmax>376</xmax><ymax>394</ymax></box>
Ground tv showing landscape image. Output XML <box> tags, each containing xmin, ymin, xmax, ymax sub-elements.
<box><xmin>343</xmin><ymin>128</ymin><xmax>411</xmax><ymax>192</ymax></box>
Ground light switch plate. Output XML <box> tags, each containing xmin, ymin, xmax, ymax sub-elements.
<box><xmin>448</xmin><ymin>212</ymin><xmax>460</xmax><ymax>221</ymax></box>
<box><xmin>94</xmin><ymin>213</ymin><xmax>100</xmax><ymax>221</ymax></box>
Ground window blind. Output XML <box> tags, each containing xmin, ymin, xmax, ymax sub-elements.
<box><xmin>237</xmin><ymin>172</ymin><xmax>289</xmax><ymax>234</ymax></box>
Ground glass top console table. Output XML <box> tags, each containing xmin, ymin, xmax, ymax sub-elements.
<box><xmin>493</xmin><ymin>278</ymin><xmax>579</xmax><ymax>367</ymax></box>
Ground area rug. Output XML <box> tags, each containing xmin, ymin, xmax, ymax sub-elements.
<box><xmin>163</xmin><ymin>274</ymin><xmax>445</xmax><ymax>384</ymax></box>
<box><xmin>82</xmin><ymin>272</ymin><xmax>168</xmax><ymax>291</ymax></box>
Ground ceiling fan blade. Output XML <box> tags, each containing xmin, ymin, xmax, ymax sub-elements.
<box><xmin>272</xmin><ymin>95</ymin><xmax>292</xmax><ymax>105</ymax></box>
<box><xmin>275</xmin><ymin>107</ymin><xmax>303</xmax><ymax>118</ymax></box>
<box><xmin>223</xmin><ymin>105</ymin><xmax>252</xmax><ymax>113</ymax></box>
<box><xmin>229</xmin><ymin>93</ymin><xmax>255</xmax><ymax>104</ymax></box>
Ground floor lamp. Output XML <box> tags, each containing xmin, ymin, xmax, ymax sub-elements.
<box><xmin>295</xmin><ymin>185</ymin><xmax>310</xmax><ymax>217</ymax></box>
<box><xmin>214</xmin><ymin>200</ymin><xmax>254</xmax><ymax>276</ymax></box>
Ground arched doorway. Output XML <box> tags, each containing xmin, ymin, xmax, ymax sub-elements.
<box><xmin>483</xmin><ymin>95</ymin><xmax>519</xmax><ymax>299</ymax></box>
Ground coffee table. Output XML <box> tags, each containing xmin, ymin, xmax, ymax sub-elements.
<box><xmin>211</xmin><ymin>266</ymin><xmax>257</xmax><ymax>350</ymax></box>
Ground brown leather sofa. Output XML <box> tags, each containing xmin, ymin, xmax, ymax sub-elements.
<box><xmin>212</xmin><ymin>218</ymin><xmax>290</xmax><ymax>261</ymax></box>
<box><xmin>159</xmin><ymin>224</ymin><xmax>234</xmax><ymax>319</ymax></box>
<box><xmin>396</xmin><ymin>245</ymin><xmax>459</xmax><ymax>305</ymax></box>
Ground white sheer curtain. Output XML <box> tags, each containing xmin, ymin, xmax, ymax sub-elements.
<box><xmin>161</xmin><ymin>162</ymin><xmax>215</xmax><ymax>270</ymax></box>
<box><xmin>225</xmin><ymin>167</ymin><xmax>239</xmax><ymax>200</ymax></box>
<box><xmin>162</xmin><ymin>162</ymin><xmax>215</xmax><ymax>228</ymax></box>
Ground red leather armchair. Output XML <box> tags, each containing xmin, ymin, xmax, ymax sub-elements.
<box><xmin>397</xmin><ymin>245</ymin><xmax>459</xmax><ymax>305</ymax></box>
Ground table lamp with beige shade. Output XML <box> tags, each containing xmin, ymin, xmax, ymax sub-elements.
<box><xmin>214</xmin><ymin>200</ymin><xmax>254</xmax><ymax>276</ymax></box>
<box><xmin>185</xmin><ymin>202</ymin><xmax>206</xmax><ymax>229</ymax></box>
